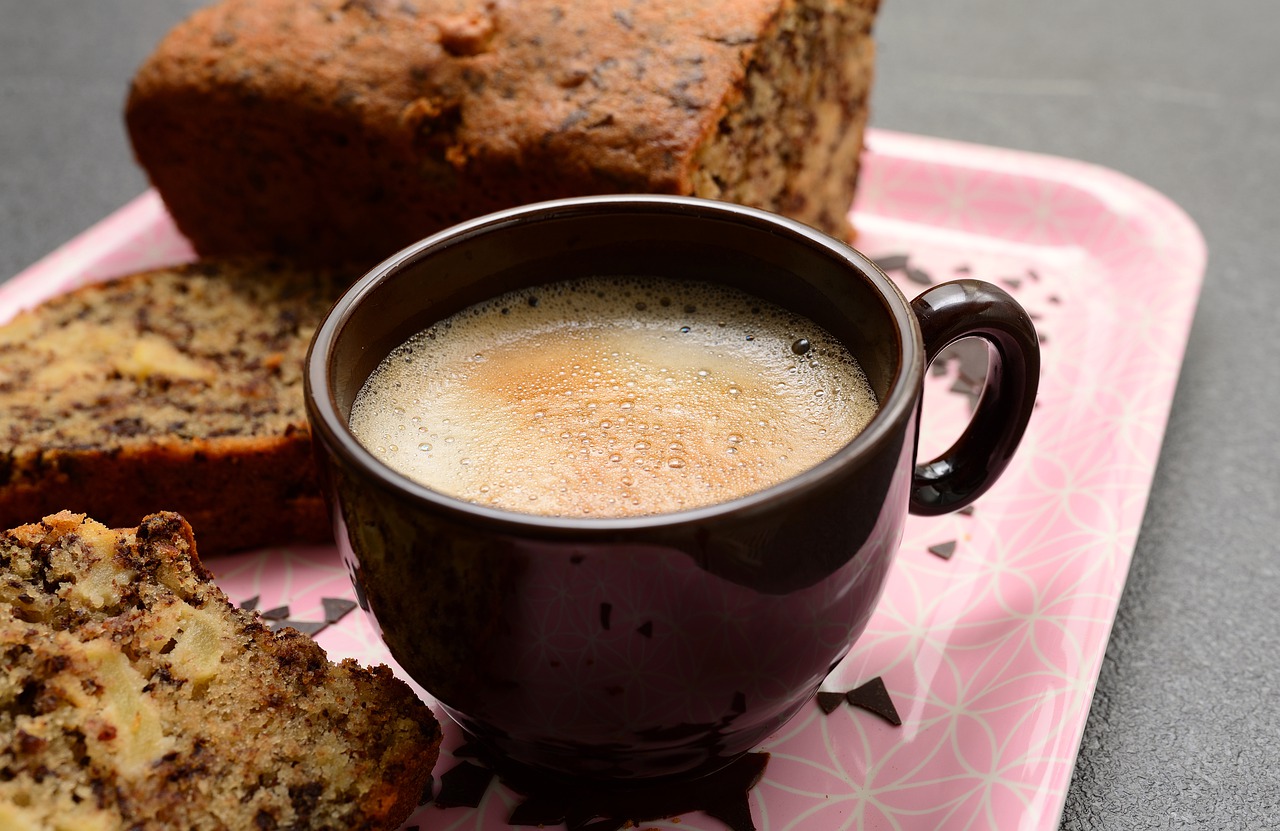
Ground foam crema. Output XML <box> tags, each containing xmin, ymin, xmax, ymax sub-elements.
<box><xmin>349</xmin><ymin>277</ymin><xmax>878</xmax><ymax>518</ymax></box>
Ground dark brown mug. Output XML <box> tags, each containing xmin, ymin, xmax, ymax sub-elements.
<box><xmin>305</xmin><ymin>195</ymin><xmax>1039</xmax><ymax>783</ymax></box>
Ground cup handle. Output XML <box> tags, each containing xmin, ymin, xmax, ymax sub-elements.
<box><xmin>908</xmin><ymin>280</ymin><xmax>1041</xmax><ymax>516</ymax></box>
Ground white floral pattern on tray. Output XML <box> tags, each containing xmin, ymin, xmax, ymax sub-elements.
<box><xmin>0</xmin><ymin>130</ymin><xmax>1205</xmax><ymax>831</ymax></box>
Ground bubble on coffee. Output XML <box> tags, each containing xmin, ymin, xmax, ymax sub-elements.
<box><xmin>349</xmin><ymin>277</ymin><xmax>878</xmax><ymax>518</ymax></box>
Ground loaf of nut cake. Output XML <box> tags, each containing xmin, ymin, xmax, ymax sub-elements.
<box><xmin>0</xmin><ymin>511</ymin><xmax>441</xmax><ymax>831</ymax></box>
<box><xmin>0</xmin><ymin>261</ymin><xmax>349</xmax><ymax>553</ymax></box>
<box><xmin>126</xmin><ymin>0</ymin><xmax>881</xmax><ymax>265</ymax></box>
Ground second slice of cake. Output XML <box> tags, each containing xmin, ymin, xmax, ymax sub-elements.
<box><xmin>0</xmin><ymin>261</ymin><xmax>349</xmax><ymax>553</ymax></box>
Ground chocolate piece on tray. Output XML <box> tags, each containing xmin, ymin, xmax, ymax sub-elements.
<box><xmin>322</xmin><ymin>596</ymin><xmax>359</xmax><ymax>624</ymax></box>
<box><xmin>439</xmin><ymin>745</ymin><xmax>769</xmax><ymax>831</ymax></box>
<box><xmin>434</xmin><ymin>761</ymin><xmax>496</xmax><ymax>809</ymax></box>
<box><xmin>260</xmin><ymin>604</ymin><xmax>290</xmax><ymax>620</ymax></box>
<box><xmin>846</xmin><ymin>677</ymin><xmax>902</xmax><ymax>726</ymax></box>
<box><xmin>704</xmin><ymin>779</ymin><xmax>763</xmax><ymax>831</ymax></box>
<box><xmin>873</xmin><ymin>253</ymin><xmax>910</xmax><ymax>271</ymax></box>
<box><xmin>928</xmin><ymin>540</ymin><xmax>957</xmax><ymax>560</ymax></box>
<box><xmin>816</xmin><ymin>691</ymin><xmax>847</xmax><ymax>714</ymax></box>
<box><xmin>905</xmin><ymin>266</ymin><xmax>933</xmax><ymax>286</ymax></box>
<box><xmin>269</xmin><ymin>619</ymin><xmax>327</xmax><ymax>636</ymax></box>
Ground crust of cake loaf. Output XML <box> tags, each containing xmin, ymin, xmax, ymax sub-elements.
<box><xmin>0</xmin><ymin>435</ymin><xmax>326</xmax><ymax>555</ymax></box>
<box><xmin>0</xmin><ymin>261</ymin><xmax>348</xmax><ymax>553</ymax></box>
<box><xmin>0</xmin><ymin>511</ymin><xmax>440</xmax><ymax>831</ymax></box>
<box><xmin>126</xmin><ymin>0</ymin><xmax>880</xmax><ymax>265</ymax></box>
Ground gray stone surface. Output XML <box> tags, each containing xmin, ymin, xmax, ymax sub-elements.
<box><xmin>2</xmin><ymin>1</ymin><xmax>1277</xmax><ymax>828</ymax></box>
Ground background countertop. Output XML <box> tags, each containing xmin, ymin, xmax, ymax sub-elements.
<box><xmin>3</xmin><ymin>2</ymin><xmax>1277</xmax><ymax>828</ymax></box>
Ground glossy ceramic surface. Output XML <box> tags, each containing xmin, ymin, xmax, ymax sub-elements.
<box><xmin>306</xmin><ymin>195</ymin><xmax>1035</xmax><ymax>781</ymax></box>
<box><xmin>0</xmin><ymin>130</ymin><xmax>1205</xmax><ymax>829</ymax></box>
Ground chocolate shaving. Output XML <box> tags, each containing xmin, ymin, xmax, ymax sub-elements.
<box><xmin>954</xmin><ymin>264</ymin><xmax>972</xmax><ymax>274</ymax></box>
<box><xmin>704</xmin><ymin>794</ymin><xmax>759</xmax><ymax>831</ymax></box>
<box><xmin>600</xmin><ymin>602</ymin><xmax>613</xmax><ymax>630</ymax></box>
<box><xmin>635</xmin><ymin>621</ymin><xmax>653</xmax><ymax>638</ymax></box>
<box><xmin>873</xmin><ymin>253</ymin><xmax>909</xmax><ymax>271</ymax></box>
<box><xmin>438</xmin><ymin>702</ymin><xmax>769</xmax><ymax>829</ymax></box>
<box><xmin>269</xmin><ymin>619</ymin><xmax>327</xmax><ymax>636</ymax></box>
<box><xmin>502</xmin><ymin>752</ymin><xmax>769</xmax><ymax>831</ymax></box>
<box><xmin>905</xmin><ymin>266</ymin><xmax>933</xmax><ymax>286</ymax></box>
<box><xmin>321</xmin><ymin>597</ymin><xmax>358</xmax><ymax>624</ymax></box>
<box><xmin>928</xmin><ymin>540</ymin><xmax>957</xmax><ymax>560</ymax></box>
<box><xmin>1001</xmin><ymin>277</ymin><xmax>1022</xmax><ymax>290</ymax></box>
<box><xmin>260</xmin><ymin>604</ymin><xmax>289</xmax><ymax>621</ymax></box>
<box><xmin>1027</xmin><ymin>268</ymin><xmax>1041</xmax><ymax>282</ymax></box>
<box><xmin>435</xmin><ymin>761</ymin><xmax>495</xmax><ymax>809</ymax></box>
<box><xmin>441</xmin><ymin>739</ymin><xmax>768</xmax><ymax>830</ymax></box>
<box><xmin>958</xmin><ymin>505</ymin><xmax>976</xmax><ymax>516</ymax></box>
<box><xmin>846</xmin><ymin>677</ymin><xmax>902</xmax><ymax>726</ymax></box>
<box><xmin>1048</xmin><ymin>294</ymin><xmax>1062</xmax><ymax>304</ymax></box>
<box><xmin>816</xmin><ymin>691</ymin><xmax>846</xmax><ymax>714</ymax></box>
<box><xmin>239</xmin><ymin>595</ymin><xmax>260</xmax><ymax>612</ymax></box>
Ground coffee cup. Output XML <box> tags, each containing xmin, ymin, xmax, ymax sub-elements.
<box><xmin>305</xmin><ymin>195</ymin><xmax>1039</xmax><ymax>783</ymax></box>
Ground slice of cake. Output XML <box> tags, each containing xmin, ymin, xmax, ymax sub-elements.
<box><xmin>0</xmin><ymin>260</ymin><xmax>349</xmax><ymax>553</ymax></box>
<box><xmin>126</xmin><ymin>0</ymin><xmax>881</xmax><ymax>265</ymax></box>
<box><xmin>0</xmin><ymin>511</ymin><xmax>440</xmax><ymax>831</ymax></box>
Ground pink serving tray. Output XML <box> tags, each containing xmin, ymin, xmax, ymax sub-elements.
<box><xmin>1</xmin><ymin>130</ymin><xmax>1205</xmax><ymax>831</ymax></box>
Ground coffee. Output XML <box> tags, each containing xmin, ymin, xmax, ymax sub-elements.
<box><xmin>349</xmin><ymin>276</ymin><xmax>877</xmax><ymax>517</ymax></box>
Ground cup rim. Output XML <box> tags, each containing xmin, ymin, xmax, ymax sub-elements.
<box><xmin>305</xmin><ymin>194</ymin><xmax>925</xmax><ymax>534</ymax></box>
